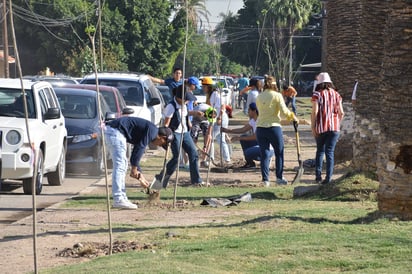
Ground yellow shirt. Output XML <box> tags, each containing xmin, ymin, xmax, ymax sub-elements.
<box><xmin>256</xmin><ymin>89</ymin><xmax>295</xmax><ymax>128</ymax></box>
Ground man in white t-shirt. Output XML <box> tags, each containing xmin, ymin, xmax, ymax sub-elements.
<box><xmin>221</xmin><ymin>102</ymin><xmax>273</xmax><ymax>168</ymax></box>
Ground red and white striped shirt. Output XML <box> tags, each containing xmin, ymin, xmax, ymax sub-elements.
<box><xmin>312</xmin><ymin>88</ymin><xmax>342</xmax><ymax>134</ymax></box>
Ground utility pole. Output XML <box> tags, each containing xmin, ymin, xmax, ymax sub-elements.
<box><xmin>2</xmin><ymin>0</ymin><xmax>9</xmax><ymax>78</ymax></box>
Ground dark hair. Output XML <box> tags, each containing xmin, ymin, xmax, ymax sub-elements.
<box><xmin>315</xmin><ymin>82</ymin><xmax>336</xmax><ymax>91</ymax></box>
<box><xmin>173</xmin><ymin>67</ymin><xmax>182</xmax><ymax>73</ymax></box>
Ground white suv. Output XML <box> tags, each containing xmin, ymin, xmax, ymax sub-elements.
<box><xmin>81</xmin><ymin>72</ymin><xmax>164</xmax><ymax>127</ymax></box>
<box><xmin>0</xmin><ymin>79</ymin><xmax>67</xmax><ymax>194</ymax></box>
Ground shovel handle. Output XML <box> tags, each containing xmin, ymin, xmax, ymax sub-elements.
<box><xmin>293</xmin><ymin>120</ymin><xmax>298</xmax><ymax>132</ymax></box>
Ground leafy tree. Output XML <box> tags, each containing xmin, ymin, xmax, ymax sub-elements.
<box><xmin>220</xmin><ymin>0</ymin><xmax>319</xmax><ymax>79</ymax></box>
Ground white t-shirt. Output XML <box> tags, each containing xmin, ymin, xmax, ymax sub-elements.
<box><xmin>209</xmin><ymin>91</ymin><xmax>222</xmax><ymax>114</ymax></box>
<box><xmin>249</xmin><ymin>118</ymin><xmax>257</xmax><ymax>133</ymax></box>
<box><xmin>164</xmin><ymin>99</ymin><xmax>188</xmax><ymax>133</ymax></box>
<box><xmin>246</xmin><ymin>89</ymin><xmax>259</xmax><ymax>108</ymax></box>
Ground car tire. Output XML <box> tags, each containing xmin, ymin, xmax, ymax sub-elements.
<box><xmin>48</xmin><ymin>145</ymin><xmax>66</xmax><ymax>186</ymax></box>
<box><xmin>23</xmin><ymin>150</ymin><xmax>44</xmax><ymax>195</ymax></box>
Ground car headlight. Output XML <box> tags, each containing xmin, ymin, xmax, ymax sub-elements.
<box><xmin>6</xmin><ymin>130</ymin><xmax>21</xmax><ymax>145</ymax></box>
<box><xmin>72</xmin><ymin>133</ymin><xmax>98</xmax><ymax>143</ymax></box>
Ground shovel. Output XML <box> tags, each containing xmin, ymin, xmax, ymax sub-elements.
<box><xmin>291</xmin><ymin>121</ymin><xmax>304</xmax><ymax>184</ymax></box>
<box><xmin>148</xmin><ymin>145</ymin><xmax>170</xmax><ymax>191</ymax></box>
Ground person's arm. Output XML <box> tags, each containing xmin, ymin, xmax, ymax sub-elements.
<box><xmin>337</xmin><ymin>100</ymin><xmax>345</xmax><ymax>120</ymax></box>
<box><xmin>222</xmin><ymin>123</ymin><xmax>252</xmax><ymax>134</ymax></box>
<box><xmin>311</xmin><ymin>100</ymin><xmax>318</xmax><ymax>137</ymax></box>
<box><xmin>148</xmin><ymin>75</ymin><xmax>165</xmax><ymax>85</ymax></box>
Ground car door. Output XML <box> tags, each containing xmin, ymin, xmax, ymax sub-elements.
<box><xmin>37</xmin><ymin>85</ymin><xmax>65</xmax><ymax>170</ymax></box>
<box><xmin>142</xmin><ymin>79</ymin><xmax>162</xmax><ymax>127</ymax></box>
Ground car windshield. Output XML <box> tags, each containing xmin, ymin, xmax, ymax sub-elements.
<box><xmin>0</xmin><ymin>88</ymin><xmax>36</xmax><ymax>118</ymax></box>
<box><xmin>57</xmin><ymin>94</ymin><xmax>96</xmax><ymax>119</ymax></box>
<box><xmin>83</xmin><ymin>79</ymin><xmax>144</xmax><ymax>106</ymax></box>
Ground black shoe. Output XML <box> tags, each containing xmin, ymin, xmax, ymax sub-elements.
<box><xmin>241</xmin><ymin>162</ymin><xmax>256</xmax><ymax>168</ymax></box>
<box><xmin>321</xmin><ymin>180</ymin><xmax>330</xmax><ymax>185</ymax></box>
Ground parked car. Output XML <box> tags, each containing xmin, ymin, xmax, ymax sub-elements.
<box><xmin>61</xmin><ymin>84</ymin><xmax>134</xmax><ymax>118</ymax></box>
<box><xmin>0</xmin><ymin>79</ymin><xmax>67</xmax><ymax>194</ymax></box>
<box><xmin>157</xmin><ymin>85</ymin><xmax>173</xmax><ymax>104</ymax></box>
<box><xmin>80</xmin><ymin>72</ymin><xmax>164</xmax><ymax>127</ymax></box>
<box><xmin>193</xmin><ymin>86</ymin><xmax>206</xmax><ymax>104</ymax></box>
<box><xmin>24</xmin><ymin>75</ymin><xmax>79</xmax><ymax>87</ymax></box>
<box><xmin>199</xmin><ymin>76</ymin><xmax>233</xmax><ymax>106</ymax></box>
<box><xmin>54</xmin><ymin>87</ymin><xmax>112</xmax><ymax>176</ymax></box>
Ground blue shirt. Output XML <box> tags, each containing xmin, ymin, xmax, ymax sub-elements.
<box><xmin>107</xmin><ymin>117</ymin><xmax>158</xmax><ymax>170</ymax></box>
<box><xmin>164</xmin><ymin>78</ymin><xmax>183</xmax><ymax>94</ymax></box>
<box><xmin>237</xmin><ymin>77</ymin><xmax>249</xmax><ymax>91</ymax></box>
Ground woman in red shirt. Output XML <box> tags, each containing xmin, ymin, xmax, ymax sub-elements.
<box><xmin>311</xmin><ymin>72</ymin><xmax>344</xmax><ymax>184</ymax></box>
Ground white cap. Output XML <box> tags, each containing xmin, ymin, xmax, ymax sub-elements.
<box><xmin>318</xmin><ymin>72</ymin><xmax>332</xmax><ymax>84</ymax></box>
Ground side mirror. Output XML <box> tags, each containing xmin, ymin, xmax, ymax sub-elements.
<box><xmin>44</xmin><ymin>107</ymin><xmax>61</xmax><ymax>120</ymax></box>
<box><xmin>147</xmin><ymin>97</ymin><xmax>161</xmax><ymax>106</ymax></box>
<box><xmin>122</xmin><ymin>107</ymin><xmax>134</xmax><ymax>115</ymax></box>
<box><xmin>105</xmin><ymin>112</ymin><xmax>116</xmax><ymax>121</ymax></box>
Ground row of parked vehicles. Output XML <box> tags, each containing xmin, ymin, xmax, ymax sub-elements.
<box><xmin>0</xmin><ymin>72</ymin><xmax>237</xmax><ymax>195</ymax></box>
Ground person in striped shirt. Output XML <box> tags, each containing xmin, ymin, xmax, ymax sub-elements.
<box><xmin>311</xmin><ymin>72</ymin><xmax>345</xmax><ymax>185</ymax></box>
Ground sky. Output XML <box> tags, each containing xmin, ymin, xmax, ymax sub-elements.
<box><xmin>204</xmin><ymin>0</ymin><xmax>244</xmax><ymax>30</ymax></box>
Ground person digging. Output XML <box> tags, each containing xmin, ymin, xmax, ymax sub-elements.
<box><xmin>105</xmin><ymin>117</ymin><xmax>174</xmax><ymax>209</ymax></box>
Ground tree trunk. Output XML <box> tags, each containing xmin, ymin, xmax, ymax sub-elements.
<box><xmin>376</xmin><ymin>0</ymin><xmax>412</xmax><ymax>220</ymax></box>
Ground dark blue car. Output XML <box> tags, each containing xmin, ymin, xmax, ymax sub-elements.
<box><xmin>54</xmin><ymin>87</ymin><xmax>112</xmax><ymax>176</ymax></box>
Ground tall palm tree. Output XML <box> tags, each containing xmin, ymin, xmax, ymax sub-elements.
<box><xmin>260</xmin><ymin>0</ymin><xmax>317</xmax><ymax>82</ymax></box>
<box><xmin>173</xmin><ymin>0</ymin><xmax>210</xmax><ymax>31</ymax></box>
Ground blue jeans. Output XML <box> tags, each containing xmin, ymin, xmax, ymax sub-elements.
<box><xmin>164</xmin><ymin>132</ymin><xmax>202</xmax><ymax>184</ymax></box>
<box><xmin>104</xmin><ymin>126</ymin><xmax>128</xmax><ymax>202</ymax></box>
<box><xmin>285</xmin><ymin>96</ymin><xmax>297</xmax><ymax>115</ymax></box>
<box><xmin>240</xmin><ymin>138</ymin><xmax>274</xmax><ymax>163</ymax></box>
<box><xmin>315</xmin><ymin>131</ymin><xmax>340</xmax><ymax>182</ymax></box>
<box><xmin>256</xmin><ymin>127</ymin><xmax>284</xmax><ymax>181</ymax></box>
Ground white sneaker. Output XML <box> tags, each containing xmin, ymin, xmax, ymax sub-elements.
<box><xmin>276</xmin><ymin>177</ymin><xmax>288</xmax><ymax>185</ymax></box>
<box><xmin>113</xmin><ymin>199</ymin><xmax>138</xmax><ymax>209</ymax></box>
<box><xmin>263</xmin><ymin>181</ymin><xmax>270</xmax><ymax>187</ymax></box>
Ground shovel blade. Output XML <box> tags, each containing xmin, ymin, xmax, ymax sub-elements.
<box><xmin>149</xmin><ymin>177</ymin><xmax>163</xmax><ymax>190</ymax></box>
<box><xmin>291</xmin><ymin>161</ymin><xmax>304</xmax><ymax>184</ymax></box>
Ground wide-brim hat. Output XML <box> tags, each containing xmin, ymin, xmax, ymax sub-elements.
<box><xmin>318</xmin><ymin>72</ymin><xmax>332</xmax><ymax>84</ymax></box>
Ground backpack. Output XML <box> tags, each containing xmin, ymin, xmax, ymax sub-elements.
<box><xmin>168</xmin><ymin>100</ymin><xmax>189</xmax><ymax>131</ymax></box>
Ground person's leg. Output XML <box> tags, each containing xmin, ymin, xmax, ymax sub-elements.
<box><xmin>162</xmin><ymin>132</ymin><xmax>180</xmax><ymax>187</ymax></box>
<box><xmin>324</xmin><ymin>131</ymin><xmax>340</xmax><ymax>183</ymax></box>
<box><xmin>182</xmin><ymin>132</ymin><xmax>202</xmax><ymax>184</ymax></box>
<box><xmin>216</xmin><ymin>132</ymin><xmax>231</xmax><ymax>162</ymax></box>
<box><xmin>270</xmin><ymin>126</ymin><xmax>285</xmax><ymax>180</ymax></box>
<box><xmin>240</xmin><ymin>139</ymin><xmax>258</xmax><ymax>163</ymax></box>
<box><xmin>291</xmin><ymin>96</ymin><xmax>297</xmax><ymax>115</ymax></box>
<box><xmin>315</xmin><ymin>133</ymin><xmax>327</xmax><ymax>182</ymax></box>
<box><xmin>256</xmin><ymin>127</ymin><xmax>271</xmax><ymax>182</ymax></box>
<box><xmin>104</xmin><ymin>127</ymin><xmax>128</xmax><ymax>202</ymax></box>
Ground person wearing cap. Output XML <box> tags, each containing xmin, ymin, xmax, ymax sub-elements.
<box><xmin>256</xmin><ymin>76</ymin><xmax>298</xmax><ymax>187</ymax></box>
<box><xmin>282</xmin><ymin>84</ymin><xmax>298</xmax><ymax>115</ymax></box>
<box><xmin>178</xmin><ymin>76</ymin><xmax>200</xmax><ymax>169</ymax></box>
<box><xmin>201</xmin><ymin>77</ymin><xmax>231</xmax><ymax>165</ymax></box>
<box><xmin>311</xmin><ymin>72</ymin><xmax>344</xmax><ymax>185</ymax></box>
<box><xmin>105</xmin><ymin>117</ymin><xmax>173</xmax><ymax>209</ymax></box>
<box><xmin>221</xmin><ymin>102</ymin><xmax>274</xmax><ymax>168</ymax></box>
<box><xmin>152</xmin><ymin>85</ymin><xmax>206</xmax><ymax>188</ymax></box>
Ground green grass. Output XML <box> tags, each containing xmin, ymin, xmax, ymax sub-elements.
<box><xmin>42</xmin><ymin>172</ymin><xmax>412</xmax><ymax>274</ymax></box>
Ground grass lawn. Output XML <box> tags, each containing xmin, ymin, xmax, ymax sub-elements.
<box><xmin>41</xmin><ymin>172</ymin><xmax>412</xmax><ymax>274</ymax></box>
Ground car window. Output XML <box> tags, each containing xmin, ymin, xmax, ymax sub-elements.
<box><xmin>57</xmin><ymin>94</ymin><xmax>96</xmax><ymax>119</ymax></box>
<box><xmin>88</xmin><ymin>79</ymin><xmax>144</xmax><ymax>106</ymax></box>
<box><xmin>100</xmin><ymin>90</ymin><xmax>116</xmax><ymax>112</ymax></box>
<box><xmin>0</xmin><ymin>88</ymin><xmax>35</xmax><ymax>118</ymax></box>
